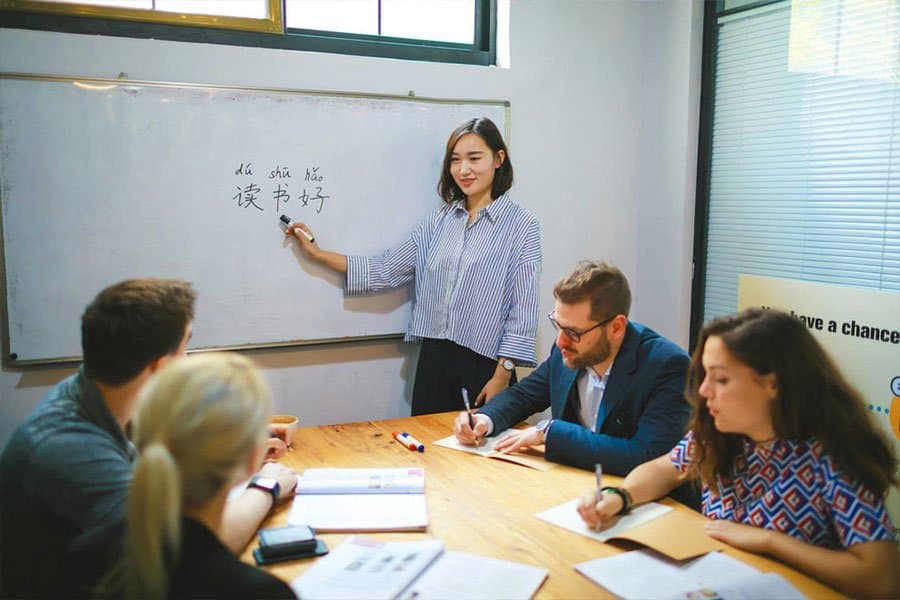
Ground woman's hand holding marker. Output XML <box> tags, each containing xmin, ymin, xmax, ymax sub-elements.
<box><xmin>280</xmin><ymin>214</ymin><xmax>315</xmax><ymax>243</ymax></box>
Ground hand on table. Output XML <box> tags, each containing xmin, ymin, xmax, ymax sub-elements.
<box><xmin>492</xmin><ymin>426</ymin><xmax>542</xmax><ymax>454</ymax></box>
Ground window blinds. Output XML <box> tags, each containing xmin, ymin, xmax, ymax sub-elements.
<box><xmin>703</xmin><ymin>0</ymin><xmax>899</xmax><ymax>321</ymax></box>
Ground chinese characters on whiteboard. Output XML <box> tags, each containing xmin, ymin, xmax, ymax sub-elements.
<box><xmin>232</xmin><ymin>163</ymin><xmax>331</xmax><ymax>214</ymax></box>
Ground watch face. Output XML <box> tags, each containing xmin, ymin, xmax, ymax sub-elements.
<box><xmin>502</xmin><ymin>359</ymin><xmax>515</xmax><ymax>371</ymax></box>
<box><xmin>255</xmin><ymin>477</ymin><xmax>277</xmax><ymax>490</ymax></box>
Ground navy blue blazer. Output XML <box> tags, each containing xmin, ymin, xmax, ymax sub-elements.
<box><xmin>479</xmin><ymin>321</ymin><xmax>691</xmax><ymax>475</ymax></box>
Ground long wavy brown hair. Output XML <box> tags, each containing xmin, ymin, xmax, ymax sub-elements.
<box><xmin>686</xmin><ymin>308</ymin><xmax>897</xmax><ymax>497</ymax></box>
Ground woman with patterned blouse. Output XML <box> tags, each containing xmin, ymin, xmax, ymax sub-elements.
<box><xmin>577</xmin><ymin>308</ymin><xmax>898</xmax><ymax>598</ymax></box>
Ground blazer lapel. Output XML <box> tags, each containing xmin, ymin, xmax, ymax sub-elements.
<box><xmin>595</xmin><ymin>322</ymin><xmax>639</xmax><ymax>432</ymax></box>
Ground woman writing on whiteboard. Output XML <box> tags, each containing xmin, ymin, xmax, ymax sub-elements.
<box><xmin>576</xmin><ymin>309</ymin><xmax>899</xmax><ymax>598</ymax></box>
<box><xmin>286</xmin><ymin>117</ymin><xmax>541</xmax><ymax>415</ymax></box>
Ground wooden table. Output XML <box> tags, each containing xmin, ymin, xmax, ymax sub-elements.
<box><xmin>241</xmin><ymin>412</ymin><xmax>845</xmax><ymax>599</ymax></box>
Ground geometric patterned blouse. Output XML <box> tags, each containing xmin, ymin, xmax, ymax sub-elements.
<box><xmin>669</xmin><ymin>431</ymin><xmax>895</xmax><ymax>549</ymax></box>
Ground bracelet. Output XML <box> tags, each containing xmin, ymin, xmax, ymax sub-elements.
<box><xmin>601</xmin><ymin>486</ymin><xmax>633</xmax><ymax>515</ymax></box>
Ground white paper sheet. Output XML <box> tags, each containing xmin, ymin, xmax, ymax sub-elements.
<box><xmin>433</xmin><ymin>431</ymin><xmax>515</xmax><ymax>456</ymax></box>
<box><xmin>289</xmin><ymin>493</ymin><xmax>428</xmax><ymax>531</ymax></box>
<box><xmin>535</xmin><ymin>498</ymin><xmax>672</xmax><ymax>542</ymax></box>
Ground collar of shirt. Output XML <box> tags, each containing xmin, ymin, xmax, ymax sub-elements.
<box><xmin>578</xmin><ymin>364</ymin><xmax>611</xmax><ymax>431</ymax></box>
<box><xmin>451</xmin><ymin>192</ymin><xmax>512</xmax><ymax>224</ymax></box>
<box><xmin>75</xmin><ymin>366</ymin><xmax>136</xmax><ymax>457</ymax></box>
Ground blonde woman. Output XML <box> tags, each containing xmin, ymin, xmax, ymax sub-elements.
<box><xmin>61</xmin><ymin>353</ymin><xmax>297</xmax><ymax>599</ymax></box>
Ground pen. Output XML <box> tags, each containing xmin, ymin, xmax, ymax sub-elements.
<box><xmin>280</xmin><ymin>214</ymin><xmax>315</xmax><ymax>243</ymax></box>
<box><xmin>594</xmin><ymin>463</ymin><xmax>603</xmax><ymax>501</ymax></box>
<box><xmin>461</xmin><ymin>387</ymin><xmax>479</xmax><ymax>446</ymax></box>
<box><xmin>392</xmin><ymin>431</ymin><xmax>424</xmax><ymax>452</ymax></box>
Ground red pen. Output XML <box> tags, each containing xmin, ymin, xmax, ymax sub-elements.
<box><xmin>392</xmin><ymin>431</ymin><xmax>424</xmax><ymax>452</ymax></box>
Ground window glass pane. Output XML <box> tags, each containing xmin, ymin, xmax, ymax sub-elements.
<box><xmin>156</xmin><ymin>1</ymin><xmax>268</xmax><ymax>19</ymax></box>
<box><xmin>382</xmin><ymin>0</ymin><xmax>475</xmax><ymax>43</ymax></box>
<box><xmin>702</xmin><ymin>0</ymin><xmax>900</xmax><ymax>322</ymax></box>
<box><xmin>32</xmin><ymin>0</ymin><xmax>152</xmax><ymax>7</ymax></box>
<box><xmin>285</xmin><ymin>0</ymin><xmax>378</xmax><ymax>35</ymax></box>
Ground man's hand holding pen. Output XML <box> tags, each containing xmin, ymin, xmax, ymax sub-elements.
<box><xmin>453</xmin><ymin>411</ymin><xmax>490</xmax><ymax>446</ymax></box>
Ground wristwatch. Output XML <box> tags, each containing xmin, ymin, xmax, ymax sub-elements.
<box><xmin>500</xmin><ymin>358</ymin><xmax>515</xmax><ymax>372</ymax></box>
<box><xmin>247</xmin><ymin>475</ymin><xmax>281</xmax><ymax>505</ymax></box>
<box><xmin>534</xmin><ymin>418</ymin><xmax>553</xmax><ymax>444</ymax></box>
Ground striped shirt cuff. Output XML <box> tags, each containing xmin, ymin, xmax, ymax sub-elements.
<box><xmin>498</xmin><ymin>334</ymin><xmax>537</xmax><ymax>367</ymax></box>
<box><xmin>345</xmin><ymin>255</ymin><xmax>370</xmax><ymax>295</ymax></box>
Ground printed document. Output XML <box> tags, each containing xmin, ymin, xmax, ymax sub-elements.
<box><xmin>289</xmin><ymin>467</ymin><xmax>428</xmax><ymax>531</ymax></box>
<box><xmin>293</xmin><ymin>536</ymin><xmax>547</xmax><ymax>600</ymax></box>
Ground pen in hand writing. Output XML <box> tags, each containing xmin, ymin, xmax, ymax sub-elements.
<box><xmin>594</xmin><ymin>463</ymin><xmax>603</xmax><ymax>531</ymax></box>
<box><xmin>461</xmin><ymin>387</ymin><xmax>479</xmax><ymax>446</ymax></box>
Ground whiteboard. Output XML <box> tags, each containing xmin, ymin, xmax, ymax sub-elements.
<box><xmin>0</xmin><ymin>75</ymin><xmax>508</xmax><ymax>365</ymax></box>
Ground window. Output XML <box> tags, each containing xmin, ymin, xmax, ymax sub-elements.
<box><xmin>691</xmin><ymin>0</ymin><xmax>899</xmax><ymax>340</ymax></box>
<box><xmin>0</xmin><ymin>0</ymin><xmax>495</xmax><ymax>65</ymax></box>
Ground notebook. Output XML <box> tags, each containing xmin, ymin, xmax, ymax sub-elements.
<box><xmin>288</xmin><ymin>467</ymin><xmax>428</xmax><ymax>531</ymax></box>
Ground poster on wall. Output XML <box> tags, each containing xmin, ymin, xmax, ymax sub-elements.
<box><xmin>738</xmin><ymin>275</ymin><xmax>900</xmax><ymax>533</ymax></box>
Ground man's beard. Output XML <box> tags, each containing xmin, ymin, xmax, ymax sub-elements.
<box><xmin>562</xmin><ymin>333</ymin><xmax>611</xmax><ymax>370</ymax></box>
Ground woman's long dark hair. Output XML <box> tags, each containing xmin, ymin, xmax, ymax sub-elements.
<box><xmin>686</xmin><ymin>308</ymin><xmax>897</xmax><ymax>497</ymax></box>
<box><xmin>437</xmin><ymin>117</ymin><xmax>513</xmax><ymax>204</ymax></box>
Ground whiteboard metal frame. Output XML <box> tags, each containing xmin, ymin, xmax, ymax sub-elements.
<box><xmin>0</xmin><ymin>72</ymin><xmax>511</xmax><ymax>368</ymax></box>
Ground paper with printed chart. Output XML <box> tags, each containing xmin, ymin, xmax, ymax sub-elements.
<box><xmin>292</xmin><ymin>536</ymin><xmax>547</xmax><ymax>600</ymax></box>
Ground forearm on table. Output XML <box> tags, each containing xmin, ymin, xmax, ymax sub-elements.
<box><xmin>220</xmin><ymin>488</ymin><xmax>273</xmax><ymax>553</ymax></box>
<box><xmin>764</xmin><ymin>535</ymin><xmax>898</xmax><ymax>598</ymax></box>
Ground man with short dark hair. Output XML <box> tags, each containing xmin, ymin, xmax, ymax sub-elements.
<box><xmin>0</xmin><ymin>279</ymin><xmax>297</xmax><ymax>598</ymax></box>
<box><xmin>454</xmin><ymin>261</ymin><xmax>692</xmax><ymax>476</ymax></box>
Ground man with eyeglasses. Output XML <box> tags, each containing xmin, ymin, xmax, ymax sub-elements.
<box><xmin>453</xmin><ymin>261</ymin><xmax>691</xmax><ymax>477</ymax></box>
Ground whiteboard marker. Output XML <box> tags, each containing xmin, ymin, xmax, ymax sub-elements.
<box><xmin>279</xmin><ymin>214</ymin><xmax>314</xmax><ymax>243</ymax></box>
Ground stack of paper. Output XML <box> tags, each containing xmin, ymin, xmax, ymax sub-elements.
<box><xmin>292</xmin><ymin>536</ymin><xmax>548</xmax><ymax>600</ymax></box>
<box><xmin>288</xmin><ymin>467</ymin><xmax>428</xmax><ymax>531</ymax></box>
<box><xmin>575</xmin><ymin>549</ymin><xmax>805</xmax><ymax>600</ymax></box>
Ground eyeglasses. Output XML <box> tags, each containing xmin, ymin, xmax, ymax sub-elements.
<box><xmin>547</xmin><ymin>311</ymin><xmax>616</xmax><ymax>342</ymax></box>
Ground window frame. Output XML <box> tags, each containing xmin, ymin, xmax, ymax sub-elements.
<box><xmin>0</xmin><ymin>0</ymin><xmax>497</xmax><ymax>65</ymax></box>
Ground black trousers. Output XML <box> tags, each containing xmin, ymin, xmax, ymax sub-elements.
<box><xmin>411</xmin><ymin>338</ymin><xmax>518</xmax><ymax>416</ymax></box>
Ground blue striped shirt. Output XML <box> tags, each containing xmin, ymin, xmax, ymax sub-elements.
<box><xmin>346</xmin><ymin>194</ymin><xmax>541</xmax><ymax>366</ymax></box>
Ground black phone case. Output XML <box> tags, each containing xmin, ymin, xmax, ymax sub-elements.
<box><xmin>257</xmin><ymin>525</ymin><xmax>317</xmax><ymax>558</ymax></box>
<box><xmin>253</xmin><ymin>539</ymin><xmax>329</xmax><ymax>565</ymax></box>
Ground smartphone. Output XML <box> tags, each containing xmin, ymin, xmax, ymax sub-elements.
<box><xmin>257</xmin><ymin>524</ymin><xmax>317</xmax><ymax>558</ymax></box>
<box><xmin>253</xmin><ymin>539</ymin><xmax>329</xmax><ymax>565</ymax></box>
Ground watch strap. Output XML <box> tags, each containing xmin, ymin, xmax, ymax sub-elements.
<box><xmin>248</xmin><ymin>475</ymin><xmax>280</xmax><ymax>505</ymax></box>
<box><xmin>601</xmin><ymin>486</ymin><xmax>633</xmax><ymax>515</ymax></box>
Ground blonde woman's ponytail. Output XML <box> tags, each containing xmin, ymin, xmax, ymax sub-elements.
<box><xmin>124</xmin><ymin>443</ymin><xmax>181</xmax><ymax>600</ymax></box>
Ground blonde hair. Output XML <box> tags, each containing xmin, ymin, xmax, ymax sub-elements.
<box><xmin>122</xmin><ymin>352</ymin><xmax>272</xmax><ymax>600</ymax></box>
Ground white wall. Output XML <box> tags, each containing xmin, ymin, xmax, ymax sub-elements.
<box><xmin>0</xmin><ymin>0</ymin><xmax>703</xmax><ymax>449</ymax></box>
